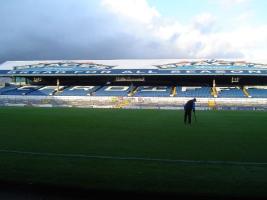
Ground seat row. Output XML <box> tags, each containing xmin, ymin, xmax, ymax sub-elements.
<box><xmin>0</xmin><ymin>85</ymin><xmax>267</xmax><ymax>98</ymax></box>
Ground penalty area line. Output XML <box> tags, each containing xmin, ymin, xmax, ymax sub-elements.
<box><xmin>0</xmin><ymin>149</ymin><xmax>267</xmax><ymax>167</ymax></box>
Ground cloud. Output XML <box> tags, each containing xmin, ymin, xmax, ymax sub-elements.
<box><xmin>217</xmin><ymin>0</ymin><xmax>250</xmax><ymax>7</ymax></box>
<box><xmin>193</xmin><ymin>13</ymin><xmax>217</xmax><ymax>33</ymax></box>
<box><xmin>101</xmin><ymin>1</ymin><xmax>243</xmax><ymax>59</ymax></box>
<box><xmin>221</xmin><ymin>0</ymin><xmax>248</xmax><ymax>3</ymax></box>
<box><xmin>101</xmin><ymin>0</ymin><xmax>267</xmax><ymax>60</ymax></box>
<box><xmin>0</xmin><ymin>0</ymin><xmax>266</xmax><ymax>63</ymax></box>
<box><xmin>101</xmin><ymin>0</ymin><xmax>160</xmax><ymax>24</ymax></box>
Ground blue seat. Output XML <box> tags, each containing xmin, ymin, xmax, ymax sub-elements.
<box><xmin>176</xmin><ymin>87</ymin><xmax>212</xmax><ymax>97</ymax></box>
<box><xmin>93</xmin><ymin>86</ymin><xmax>132</xmax><ymax>96</ymax></box>
<box><xmin>218</xmin><ymin>88</ymin><xmax>246</xmax><ymax>98</ymax></box>
<box><xmin>0</xmin><ymin>85</ymin><xmax>18</xmax><ymax>95</ymax></box>
<box><xmin>58</xmin><ymin>86</ymin><xmax>99</xmax><ymax>96</ymax></box>
<box><xmin>134</xmin><ymin>86</ymin><xmax>172</xmax><ymax>97</ymax></box>
<box><xmin>2</xmin><ymin>85</ymin><xmax>42</xmax><ymax>95</ymax></box>
<box><xmin>29</xmin><ymin>86</ymin><xmax>65</xmax><ymax>96</ymax></box>
<box><xmin>247</xmin><ymin>88</ymin><xmax>267</xmax><ymax>98</ymax></box>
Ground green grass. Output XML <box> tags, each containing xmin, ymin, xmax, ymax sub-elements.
<box><xmin>0</xmin><ymin>107</ymin><xmax>267</xmax><ymax>198</ymax></box>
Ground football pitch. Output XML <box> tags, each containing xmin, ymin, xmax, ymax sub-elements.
<box><xmin>0</xmin><ymin>107</ymin><xmax>267</xmax><ymax>198</ymax></box>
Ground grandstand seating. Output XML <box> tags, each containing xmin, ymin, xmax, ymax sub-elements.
<box><xmin>1</xmin><ymin>85</ymin><xmax>42</xmax><ymax>95</ymax></box>
<box><xmin>134</xmin><ymin>86</ymin><xmax>172</xmax><ymax>97</ymax></box>
<box><xmin>0</xmin><ymin>85</ymin><xmax>18</xmax><ymax>95</ymax></box>
<box><xmin>28</xmin><ymin>86</ymin><xmax>65</xmax><ymax>96</ymax></box>
<box><xmin>1</xmin><ymin>85</ymin><xmax>267</xmax><ymax>99</ymax></box>
<box><xmin>217</xmin><ymin>87</ymin><xmax>246</xmax><ymax>98</ymax></box>
<box><xmin>247</xmin><ymin>88</ymin><xmax>267</xmax><ymax>98</ymax></box>
<box><xmin>93</xmin><ymin>86</ymin><xmax>132</xmax><ymax>96</ymax></box>
<box><xmin>57</xmin><ymin>86</ymin><xmax>99</xmax><ymax>96</ymax></box>
<box><xmin>176</xmin><ymin>87</ymin><xmax>212</xmax><ymax>97</ymax></box>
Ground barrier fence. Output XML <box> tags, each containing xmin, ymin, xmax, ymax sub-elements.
<box><xmin>0</xmin><ymin>95</ymin><xmax>267</xmax><ymax>110</ymax></box>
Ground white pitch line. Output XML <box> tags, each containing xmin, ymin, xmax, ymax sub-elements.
<box><xmin>0</xmin><ymin>149</ymin><xmax>267</xmax><ymax>167</ymax></box>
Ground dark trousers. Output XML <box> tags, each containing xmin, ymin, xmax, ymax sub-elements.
<box><xmin>184</xmin><ymin>109</ymin><xmax>192</xmax><ymax>124</ymax></box>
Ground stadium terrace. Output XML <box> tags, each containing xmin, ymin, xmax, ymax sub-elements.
<box><xmin>0</xmin><ymin>59</ymin><xmax>267</xmax><ymax>110</ymax></box>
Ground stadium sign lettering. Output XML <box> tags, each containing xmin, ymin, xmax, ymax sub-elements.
<box><xmin>85</xmin><ymin>71</ymin><xmax>97</xmax><ymax>74</ymax></box>
<box><xmin>148</xmin><ymin>70</ymin><xmax>157</xmax><ymax>74</ymax></box>
<box><xmin>55</xmin><ymin>71</ymin><xmax>66</xmax><ymax>74</ymax></box>
<box><xmin>200</xmin><ymin>70</ymin><xmax>212</xmax><ymax>73</ymax></box>
<box><xmin>136</xmin><ymin>70</ymin><xmax>149</xmax><ymax>74</ymax></box>
<box><xmin>186</xmin><ymin>70</ymin><xmax>195</xmax><ymax>73</ymax></box>
<box><xmin>18</xmin><ymin>71</ymin><xmax>30</xmax><ymax>74</ymax></box>
<box><xmin>122</xmin><ymin>71</ymin><xmax>133</xmax><ymax>74</ymax></box>
<box><xmin>215</xmin><ymin>70</ymin><xmax>226</xmax><ymax>73</ymax></box>
<box><xmin>1</xmin><ymin>69</ymin><xmax>267</xmax><ymax>76</ymax></box>
<box><xmin>230</xmin><ymin>70</ymin><xmax>244</xmax><ymax>73</ymax></box>
<box><xmin>31</xmin><ymin>71</ymin><xmax>44</xmax><ymax>74</ymax></box>
<box><xmin>248</xmin><ymin>70</ymin><xmax>262</xmax><ymax>74</ymax></box>
<box><xmin>170</xmin><ymin>70</ymin><xmax>181</xmax><ymax>74</ymax></box>
<box><xmin>7</xmin><ymin>71</ymin><xmax>16</xmax><ymax>74</ymax></box>
<box><xmin>121</xmin><ymin>70</ymin><xmax>158</xmax><ymax>74</ymax></box>
<box><xmin>101</xmin><ymin>71</ymin><xmax>112</xmax><ymax>74</ymax></box>
<box><xmin>42</xmin><ymin>71</ymin><xmax>53</xmax><ymax>74</ymax></box>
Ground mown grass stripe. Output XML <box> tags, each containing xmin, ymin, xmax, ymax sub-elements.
<box><xmin>1</xmin><ymin>149</ymin><xmax>267</xmax><ymax>167</ymax></box>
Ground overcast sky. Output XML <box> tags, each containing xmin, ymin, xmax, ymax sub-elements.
<box><xmin>1</xmin><ymin>0</ymin><xmax>267</xmax><ymax>63</ymax></box>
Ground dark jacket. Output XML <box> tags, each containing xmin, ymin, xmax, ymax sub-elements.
<box><xmin>184</xmin><ymin>99</ymin><xmax>196</xmax><ymax>112</ymax></box>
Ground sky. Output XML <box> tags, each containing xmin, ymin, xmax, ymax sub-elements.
<box><xmin>0</xmin><ymin>0</ymin><xmax>267</xmax><ymax>63</ymax></box>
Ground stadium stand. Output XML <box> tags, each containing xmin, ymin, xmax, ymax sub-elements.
<box><xmin>28</xmin><ymin>86</ymin><xmax>65</xmax><ymax>96</ymax></box>
<box><xmin>93</xmin><ymin>86</ymin><xmax>132</xmax><ymax>96</ymax></box>
<box><xmin>176</xmin><ymin>87</ymin><xmax>212</xmax><ymax>97</ymax></box>
<box><xmin>1</xmin><ymin>85</ymin><xmax>42</xmax><ymax>95</ymax></box>
<box><xmin>217</xmin><ymin>87</ymin><xmax>247</xmax><ymax>98</ymax></box>
<box><xmin>57</xmin><ymin>86</ymin><xmax>99</xmax><ymax>96</ymax></box>
<box><xmin>0</xmin><ymin>59</ymin><xmax>267</xmax><ymax>109</ymax></box>
<box><xmin>134</xmin><ymin>86</ymin><xmax>172</xmax><ymax>97</ymax></box>
<box><xmin>247</xmin><ymin>87</ymin><xmax>267</xmax><ymax>98</ymax></box>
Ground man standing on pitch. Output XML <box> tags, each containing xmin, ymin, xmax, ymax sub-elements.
<box><xmin>184</xmin><ymin>98</ymin><xmax>197</xmax><ymax>125</ymax></box>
